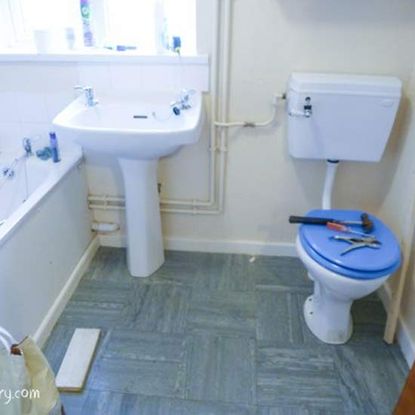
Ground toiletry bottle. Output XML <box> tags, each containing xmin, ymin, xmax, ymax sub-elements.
<box><xmin>172</xmin><ymin>36</ymin><xmax>182</xmax><ymax>55</ymax></box>
<box><xmin>80</xmin><ymin>0</ymin><xmax>95</xmax><ymax>47</ymax></box>
<box><xmin>49</xmin><ymin>132</ymin><xmax>60</xmax><ymax>163</ymax></box>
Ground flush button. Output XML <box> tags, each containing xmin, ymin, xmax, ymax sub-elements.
<box><xmin>380</xmin><ymin>99</ymin><xmax>394</xmax><ymax>107</ymax></box>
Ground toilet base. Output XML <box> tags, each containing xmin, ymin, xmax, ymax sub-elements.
<box><xmin>303</xmin><ymin>293</ymin><xmax>353</xmax><ymax>344</ymax></box>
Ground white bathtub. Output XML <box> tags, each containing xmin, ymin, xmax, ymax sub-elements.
<box><xmin>0</xmin><ymin>148</ymin><xmax>92</xmax><ymax>344</ymax></box>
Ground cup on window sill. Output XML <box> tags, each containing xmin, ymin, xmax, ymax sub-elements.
<box><xmin>33</xmin><ymin>29</ymin><xmax>69</xmax><ymax>53</ymax></box>
<box><xmin>33</xmin><ymin>30</ymin><xmax>52</xmax><ymax>53</ymax></box>
<box><xmin>65</xmin><ymin>28</ymin><xmax>76</xmax><ymax>50</ymax></box>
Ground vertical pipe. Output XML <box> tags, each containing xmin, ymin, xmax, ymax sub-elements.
<box><xmin>216</xmin><ymin>0</ymin><xmax>232</xmax><ymax>211</ymax></box>
<box><xmin>322</xmin><ymin>160</ymin><xmax>339</xmax><ymax>210</ymax></box>
<box><xmin>208</xmin><ymin>0</ymin><xmax>220</xmax><ymax>204</ymax></box>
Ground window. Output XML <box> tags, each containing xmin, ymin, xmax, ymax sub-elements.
<box><xmin>0</xmin><ymin>0</ymin><xmax>197</xmax><ymax>55</ymax></box>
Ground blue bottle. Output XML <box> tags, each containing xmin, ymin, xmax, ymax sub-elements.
<box><xmin>49</xmin><ymin>132</ymin><xmax>60</xmax><ymax>163</ymax></box>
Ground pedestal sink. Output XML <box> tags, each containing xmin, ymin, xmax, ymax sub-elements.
<box><xmin>53</xmin><ymin>91</ymin><xmax>204</xmax><ymax>277</ymax></box>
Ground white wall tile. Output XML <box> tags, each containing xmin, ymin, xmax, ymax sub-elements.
<box><xmin>0</xmin><ymin>92</ymin><xmax>20</xmax><ymax>123</ymax></box>
<box><xmin>140</xmin><ymin>65</ymin><xmax>176</xmax><ymax>92</ymax></box>
<box><xmin>77</xmin><ymin>63</ymin><xmax>112</xmax><ymax>96</ymax></box>
<box><xmin>180</xmin><ymin>64</ymin><xmax>210</xmax><ymax>92</ymax></box>
<box><xmin>44</xmin><ymin>91</ymin><xmax>75</xmax><ymax>121</ymax></box>
<box><xmin>0</xmin><ymin>122</ymin><xmax>22</xmax><ymax>150</ymax></box>
<box><xmin>109</xmin><ymin>64</ymin><xmax>142</xmax><ymax>94</ymax></box>
<box><xmin>14</xmin><ymin>92</ymin><xmax>49</xmax><ymax>123</ymax></box>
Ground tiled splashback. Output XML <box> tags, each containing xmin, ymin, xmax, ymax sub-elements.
<box><xmin>0</xmin><ymin>61</ymin><xmax>209</xmax><ymax>151</ymax></box>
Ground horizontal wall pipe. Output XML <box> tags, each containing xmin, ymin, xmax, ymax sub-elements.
<box><xmin>88</xmin><ymin>200</ymin><xmax>221</xmax><ymax>215</ymax></box>
<box><xmin>88</xmin><ymin>194</ymin><xmax>216</xmax><ymax>211</ymax></box>
<box><xmin>214</xmin><ymin>94</ymin><xmax>283</xmax><ymax>129</ymax></box>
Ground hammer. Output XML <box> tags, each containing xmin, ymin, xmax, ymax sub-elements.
<box><xmin>289</xmin><ymin>212</ymin><xmax>374</xmax><ymax>233</ymax></box>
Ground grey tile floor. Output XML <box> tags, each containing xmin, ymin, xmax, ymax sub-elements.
<box><xmin>44</xmin><ymin>248</ymin><xmax>408</xmax><ymax>415</ymax></box>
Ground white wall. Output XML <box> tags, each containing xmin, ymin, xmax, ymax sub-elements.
<box><xmin>164</xmin><ymin>0</ymin><xmax>415</xmax><ymax>252</ymax></box>
<box><xmin>1</xmin><ymin>0</ymin><xmax>415</xmax><ymax>256</ymax></box>
<box><xmin>378</xmin><ymin>62</ymin><xmax>415</xmax><ymax>364</ymax></box>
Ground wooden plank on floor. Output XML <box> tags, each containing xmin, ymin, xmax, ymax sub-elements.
<box><xmin>56</xmin><ymin>328</ymin><xmax>100</xmax><ymax>392</ymax></box>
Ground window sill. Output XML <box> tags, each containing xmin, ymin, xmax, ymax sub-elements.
<box><xmin>0</xmin><ymin>49</ymin><xmax>208</xmax><ymax>65</ymax></box>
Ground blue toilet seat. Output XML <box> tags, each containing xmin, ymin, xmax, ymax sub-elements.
<box><xmin>299</xmin><ymin>209</ymin><xmax>401</xmax><ymax>280</ymax></box>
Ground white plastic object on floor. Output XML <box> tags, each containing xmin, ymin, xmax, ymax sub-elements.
<box><xmin>91</xmin><ymin>221</ymin><xmax>119</xmax><ymax>233</ymax></box>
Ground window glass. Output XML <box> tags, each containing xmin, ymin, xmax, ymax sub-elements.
<box><xmin>0</xmin><ymin>0</ymin><xmax>197</xmax><ymax>54</ymax></box>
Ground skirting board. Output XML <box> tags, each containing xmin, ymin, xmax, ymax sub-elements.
<box><xmin>378</xmin><ymin>284</ymin><xmax>415</xmax><ymax>367</ymax></box>
<box><xmin>99</xmin><ymin>234</ymin><xmax>297</xmax><ymax>257</ymax></box>
<box><xmin>33</xmin><ymin>236</ymin><xmax>100</xmax><ymax>348</ymax></box>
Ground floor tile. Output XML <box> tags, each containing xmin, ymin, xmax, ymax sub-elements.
<box><xmin>334</xmin><ymin>343</ymin><xmax>406</xmax><ymax>415</ymax></box>
<box><xmin>58</xmin><ymin>298</ymin><xmax>129</xmax><ymax>329</ymax></box>
<box><xmin>84</xmin><ymin>247</ymin><xmax>131</xmax><ymax>283</ymax></box>
<box><xmin>351</xmin><ymin>296</ymin><xmax>387</xmax><ymax>326</ymax></box>
<box><xmin>194</xmin><ymin>253</ymin><xmax>256</xmax><ymax>292</ymax></box>
<box><xmin>90</xmin><ymin>357</ymin><xmax>185</xmax><ymax>397</ymax></box>
<box><xmin>129</xmin><ymin>282</ymin><xmax>190</xmax><ymax>333</ymax></box>
<box><xmin>253</xmin><ymin>256</ymin><xmax>312</xmax><ymax>289</ymax></box>
<box><xmin>61</xmin><ymin>391</ymin><xmax>88</xmax><ymax>415</ymax></box>
<box><xmin>256</xmin><ymin>347</ymin><xmax>343</xmax><ymax>409</ymax></box>
<box><xmin>188</xmin><ymin>290</ymin><xmax>256</xmax><ymax>336</ymax></box>
<box><xmin>257</xmin><ymin>405</ymin><xmax>324</xmax><ymax>415</ymax></box>
<box><xmin>256</xmin><ymin>289</ymin><xmax>304</xmax><ymax>347</ymax></box>
<box><xmin>145</xmin><ymin>250</ymin><xmax>202</xmax><ymax>286</ymax></box>
<box><xmin>257</xmin><ymin>407</ymin><xmax>307</xmax><ymax>415</ymax></box>
<box><xmin>185</xmin><ymin>333</ymin><xmax>256</xmax><ymax>405</ymax></box>
<box><xmin>71</xmin><ymin>279</ymin><xmax>132</xmax><ymax>303</ymax></box>
<box><xmin>81</xmin><ymin>390</ymin><xmax>256</xmax><ymax>415</ymax></box>
<box><xmin>101</xmin><ymin>329</ymin><xmax>186</xmax><ymax>362</ymax></box>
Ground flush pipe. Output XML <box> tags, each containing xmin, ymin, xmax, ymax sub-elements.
<box><xmin>322</xmin><ymin>160</ymin><xmax>339</xmax><ymax>210</ymax></box>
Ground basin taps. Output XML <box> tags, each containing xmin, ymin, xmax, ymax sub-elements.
<box><xmin>74</xmin><ymin>85</ymin><xmax>99</xmax><ymax>107</ymax></box>
<box><xmin>171</xmin><ymin>89</ymin><xmax>196</xmax><ymax>111</ymax></box>
<box><xmin>22</xmin><ymin>137</ymin><xmax>33</xmax><ymax>157</ymax></box>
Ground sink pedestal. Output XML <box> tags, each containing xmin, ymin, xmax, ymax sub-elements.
<box><xmin>118</xmin><ymin>158</ymin><xmax>165</xmax><ymax>277</ymax></box>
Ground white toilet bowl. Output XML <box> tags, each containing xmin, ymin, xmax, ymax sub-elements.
<box><xmin>296</xmin><ymin>236</ymin><xmax>390</xmax><ymax>344</ymax></box>
<box><xmin>294</xmin><ymin>209</ymin><xmax>401</xmax><ymax>345</ymax></box>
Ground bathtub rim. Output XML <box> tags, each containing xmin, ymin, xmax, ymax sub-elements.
<box><xmin>0</xmin><ymin>148</ymin><xmax>84</xmax><ymax>248</ymax></box>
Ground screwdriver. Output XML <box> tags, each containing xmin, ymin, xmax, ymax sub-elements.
<box><xmin>326</xmin><ymin>222</ymin><xmax>375</xmax><ymax>238</ymax></box>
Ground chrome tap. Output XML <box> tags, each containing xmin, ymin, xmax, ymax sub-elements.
<box><xmin>74</xmin><ymin>85</ymin><xmax>99</xmax><ymax>107</ymax></box>
<box><xmin>22</xmin><ymin>137</ymin><xmax>33</xmax><ymax>157</ymax></box>
<box><xmin>171</xmin><ymin>89</ymin><xmax>196</xmax><ymax>111</ymax></box>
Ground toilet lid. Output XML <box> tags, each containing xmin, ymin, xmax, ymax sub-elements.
<box><xmin>299</xmin><ymin>209</ymin><xmax>401</xmax><ymax>279</ymax></box>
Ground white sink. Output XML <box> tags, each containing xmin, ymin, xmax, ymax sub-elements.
<box><xmin>53</xmin><ymin>91</ymin><xmax>204</xmax><ymax>277</ymax></box>
<box><xmin>53</xmin><ymin>92</ymin><xmax>203</xmax><ymax>159</ymax></box>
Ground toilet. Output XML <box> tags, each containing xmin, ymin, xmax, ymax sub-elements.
<box><xmin>286</xmin><ymin>73</ymin><xmax>403</xmax><ymax>344</ymax></box>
